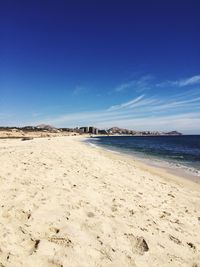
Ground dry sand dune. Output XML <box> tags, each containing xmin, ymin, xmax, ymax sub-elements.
<box><xmin>0</xmin><ymin>136</ymin><xmax>200</xmax><ymax>267</ymax></box>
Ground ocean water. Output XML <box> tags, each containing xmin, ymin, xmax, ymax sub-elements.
<box><xmin>86</xmin><ymin>135</ymin><xmax>200</xmax><ymax>178</ymax></box>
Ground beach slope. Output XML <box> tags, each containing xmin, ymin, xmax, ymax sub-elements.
<box><xmin>0</xmin><ymin>136</ymin><xmax>200</xmax><ymax>267</ymax></box>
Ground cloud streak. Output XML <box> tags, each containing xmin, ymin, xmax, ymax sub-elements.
<box><xmin>108</xmin><ymin>95</ymin><xmax>145</xmax><ymax>111</ymax></box>
<box><xmin>177</xmin><ymin>75</ymin><xmax>200</xmax><ymax>86</ymax></box>
<box><xmin>14</xmin><ymin>74</ymin><xmax>200</xmax><ymax>134</ymax></box>
<box><xmin>115</xmin><ymin>75</ymin><xmax>154</xmax><ymax>92</ymax></box>
<box><xmin>32</xmin><ymin>88</ymin><xmax>200</xmax><ymax>133</ymax></box>
<box><xmin>157</xmin><ymin>74</ymin><xmax>200</xmax><ymax>88</ymax></box>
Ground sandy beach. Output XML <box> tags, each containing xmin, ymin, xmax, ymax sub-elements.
<box><xmin>0</xmin><ymin>136</ymin><xmax>200</xmax><ymax>267</ymax></box>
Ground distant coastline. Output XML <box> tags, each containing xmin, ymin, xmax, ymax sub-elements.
<box><xmin>0</xmin><ymin>124</ymin><xmax>183</xmax><ymax>139</ymax></box>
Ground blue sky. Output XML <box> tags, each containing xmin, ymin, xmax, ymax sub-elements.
<box><xmin>0</xmin><ymin>0</ymin><xmax>200</xmax><ymax>133</ymax></box>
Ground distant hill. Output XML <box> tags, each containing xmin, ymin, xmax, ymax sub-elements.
<box><xmin>107</xmin><ymin>127</ymin><xmax>182</xmax><ymax>136</ymax></box>
<box><xmin>0</xmin><ymin>124</ymin><xmax>183</xmax><ymax>136</ymax></box>
<box><xmin>165</xmin><ymin>131</ymin><xmax>182</xmax><ymax>136</ymax></box>
<box><xmin>108</xmin><ymin>127</ymin><xmax>136</xmax><ymax>134</ymax></box>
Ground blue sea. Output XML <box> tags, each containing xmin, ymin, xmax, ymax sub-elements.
<box><xmin>86</xmin><ymin>135</ymin><xmax>200</xmax><ymax>178</ymax></box>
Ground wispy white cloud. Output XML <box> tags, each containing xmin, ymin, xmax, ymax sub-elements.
<box><xmin>157</xmin><ymin>74</ymin><xmax>200</xmax><ymax>88</ymax></box>
<box><xmin>115</xmin><ymin>75</ymin><xmax>154</xmax><ymax>92</ymax></box>
<box><xmin>31</xmin><ymin>89</ymin><xmax>200</xmax><ymax>133</ymax></box>
<box><xmin>177</xmin><ymin>75</ymin><xmax>200</xmax><ymax>86</ymax></box>
<box><xmin>115</xmin><ymin>81</ymin><xmax>135</xmax><ymax>92</ymax></box>
<box><xmin>108</xmin><ymin>95</ymin><xmax>145</xmax><ymax>111</ymax></box>
<box><xmin>95</xmin><ymin>112</ymin><xmax>200</xmax><ymax>134</ymax></box>
<box><xmin>17</xmin><ymin>74</ymin><xmax>200</xmax><ymax>133</ymax></box>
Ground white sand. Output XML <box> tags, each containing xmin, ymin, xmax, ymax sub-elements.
<box><xmin>0</xmin><ymin>136</ymin><xmax>200</xmax><ymax>267</ymax></box>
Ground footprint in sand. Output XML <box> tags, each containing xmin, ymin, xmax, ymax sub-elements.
<box><xmin>87</xmin><ymin>212</ymin><xmax>95</xmax><ymax>218</ymax></box>
<box><xmin>2</xmin><ymin>208</ymin><xmax>31</xmax><ymax>222</ymax></box>
<box><xmin>124</xmin><ymin>233</ymin><xmax>149</xmax><ymax>255</ymax></box>
<box><xmin>169</xmin><ymin>235</ymin><xmax>182</xmax><ymax>245</ymax></box>
<box><xmin>29</xmin><ymin>239</ymin><xmax>41</xmax><ymax>255</ymax></box>
<box><xmin>160</xmin><ymin>211</ymin><xmax>171</xmax><ymax>219</ymax></box>
<box><xmin>48</xmin><ymin>260</ymin><xmax>63</xmax><ymax>267</ymax></box>
<box><xmin>49</xmin><ymin>227</ymin><xmax>60</xmax><ymax>234</ymax></box>
<box><xmin>187</xmin><ymin>242</ymin><xmax>196</xmax><ymax>251</ymax></box>
<box><xmin>48</xmin><ymin>236</ymin><xmax>73</xmax><ymax>248</ymax></box>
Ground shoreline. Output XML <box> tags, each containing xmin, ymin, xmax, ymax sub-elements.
<box><xmin>83</xmin><ymin>137</ymin><xmax>200</xmax><ymax>191</ymax></box>
<box><xmin>85</xmin><ymin>136</ymin><xmax>200</xmax><ymax>185</ymax></box>
<box><xmin>0</xmin><ymin>136</ymin><xmax>200</xmax><ymax>266</ymax></box>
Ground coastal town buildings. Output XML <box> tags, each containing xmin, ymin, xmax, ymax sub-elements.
<box><xmin>79</xmin><ymin>126</ymin><xmax>99</xmax><ymax>134</ymax></box>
